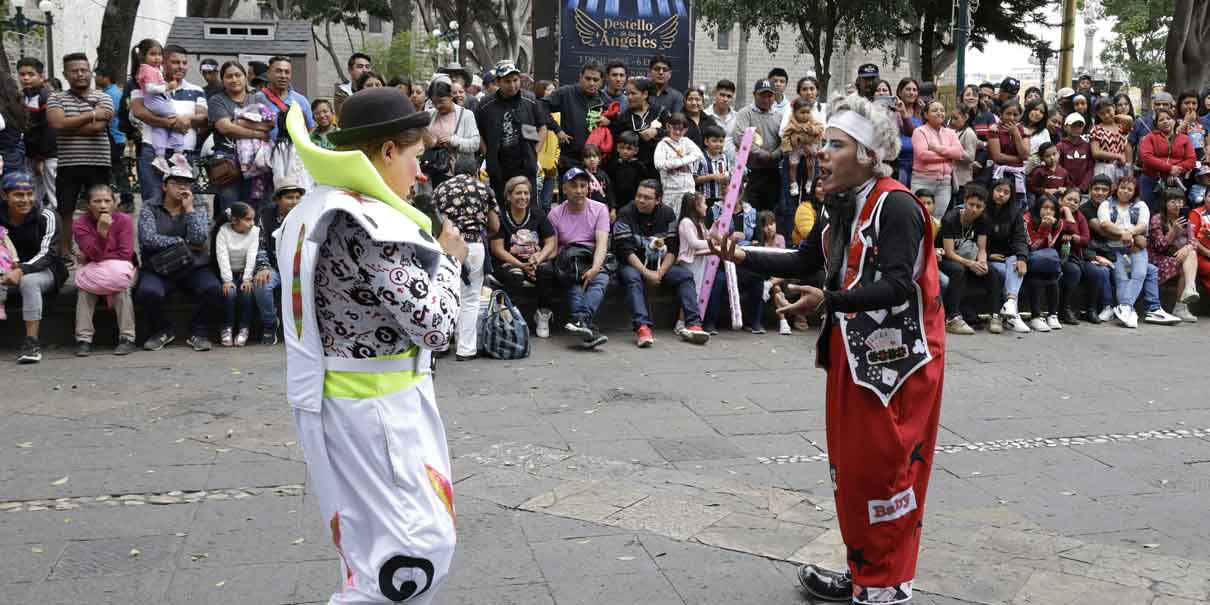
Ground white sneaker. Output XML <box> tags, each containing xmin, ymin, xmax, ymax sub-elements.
<box><xmin>674</xmin><ymin>319</ymin><xmax>686</xmax><ymax>334</ymax></box>
<box><xmin>1174</xmin><ymin>302</ymin><xmax>1198</xmax><ymax>322</ymax></box>
<box><xmin>1006</xmin><ymin>315</ymin><xmax>1031</xmax><ymax>333</ymax></box>
<box><xmin>1113</xmin><ymin>305</ymin><xmax>1132</xmax><ymax>325</ymax></box>
<box><xmin>779</xmin><ymin>318</ymin><xmax>792</xmax><ymax>335</ymax></box>
<box><xmin>1001</xmin><ymin>298</ymin><xmax>1019</xmax><ymax>317</ymax></box>
<box><xmin>988</xmin><ymin>314</ymin><xmax>1003</xmax><ymax>334</ymax></box>
<box><xmin>1144</xmin><ymin>308</ymin><xmax>1181</xmax><ymax>326</ymax></box>
<box><xmin>1123</xmin><ymin>309</ymin><xmax>1139</xmax><ymax>328</ymax></box>
<box><xmin>535</xmin><ymin>308</ymin><xmax>552</xmax><ymax>338</ymax></box>
<box><xmin>1097</xmin><ymin>305</ymin><xmax>1115</xmax><ymax>322</ymax></box>
<box><xmin>1046</xmin><ymin>315</ymin><xmax>1062</xmax><ymax>330</ymax></box>
<box><xmin>1028</xmin><ymin>317</ymin><xmax>1050</xmax><ymax>332</ymax></box>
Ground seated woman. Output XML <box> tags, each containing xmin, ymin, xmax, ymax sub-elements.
<box><xmin>135</xmin><ymin>165</ymin><xmax>222</xmax><ymax>352</ymax></box>
<box><xmin>1055</xmin><ymin>187</ymin><xmax>1111</xmax><ymax>324</ymax></box>
<box><xmin>0</xmin><ymin>171</ymin><xmax>66</xmax><ymax>364</ymax></box>
<box><xmin>938</xmin><ymin>184</ymin><xmax>999</xmax><ymax>335</ymax></box>
<box><xmin>984</xmin><ymin>177</ymin><xmax>1032</xmax><ymax>333</ymax></box>
<box><xmin>1190</xmin><ymin>189</ymin><xmax>1210</xmax><ymax>302</ymax></box>
<box><xmin>72</xmin><ymin>184</ymin><xmax>137</xmax><ymax>356</ymax></box>
<box><xmin>1021</xmin><ymin>193</ymin><xmax>1066</xmax><ymax>332</ymax></box>
<box><xmin>490</xmin><ymin>175</ymin><xmax>559</xmax><ymax>338</ymax></box>
<box><xmin>1148</xmin><ymin>187</ymin><xmax>1201</xmax><ymax>321</ymax></box>
<box><xmin>1097</xmin><ymin>175</ymin><xmax>1183</xmax><ymax>327</ymax></box>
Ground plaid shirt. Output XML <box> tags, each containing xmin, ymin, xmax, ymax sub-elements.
<box><xmin>695</xmin><ymin>152</ymin><xmax>733</xmax><ymax>201</ymax></box>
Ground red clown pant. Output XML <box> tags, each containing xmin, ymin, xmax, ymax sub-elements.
<box><xmin>825</xmin><ymin>327</ymin><xmax>944</xmax><ymax>604</ymax></box>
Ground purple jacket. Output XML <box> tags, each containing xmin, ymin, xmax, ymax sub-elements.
<box><xmin>74</xmin><ymin>211</ymin><xmax>134</xmax><ymax>263</ymax></box>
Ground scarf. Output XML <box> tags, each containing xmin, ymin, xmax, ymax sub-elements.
<box><xmin>823</xmin><ymin>191</ymin><xmax>857</xmax><ymax>288</ymax></box>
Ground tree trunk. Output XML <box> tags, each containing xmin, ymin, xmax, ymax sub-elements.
<box><xmin>736</xmin><ymin>26</ymin><xmax>749</xmax><ymax>107</ymax></box>
<box><xmin>186</xmin><ymin>0</ymin><xmax>238</xmax><ymax>17</ymax></box>
<box><xmin>390</xmin><ymin>0</ymin><xmax>414</xmax><ymax>32</ymax></box>
<box><xmin>932</xmin><ymin>47</ymin><xmax>957</xmax><ymax>78</ymax></box>
<box><xmin>315</xmin><ymin>22</ymin><xmax>346</xmax><ymax>83</ymax></box>
<box><xmin>96</xmin><ymin>0</ymin><xmax>142</xmax><ymax>79</ymax></box>
<box><xmin>1166</xmin><ymin>0</ymin><xmax>1210</xmax><ymax>93</ymax></box>
<box><xmin>919</xmin><ymin>12</ymin><xmax>936</xmax><ymax>82</ymax></box>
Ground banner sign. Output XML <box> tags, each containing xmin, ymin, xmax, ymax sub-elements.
<box><xmin>559</xmin><ymin>0</ymin><xmax>693</xmax><ymax>91</ymax></box>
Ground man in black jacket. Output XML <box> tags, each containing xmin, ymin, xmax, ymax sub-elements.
<box><xmin>477</xmin><ymin>62</ymin><xmax>547</xmax><ymax>202</ymax></box>
<box><xmin>612</xmin><ymin>179</ymin><xmax>709</xmax><ymax>347</ymax></box>
<box><xmin>251</xmin><ymin>176</ymin><xmax>305</xmax><ymax>345</ymax></box>
<box><xmin>543</xmin><ymin>62</ymin><xmax>610</xmax><ymax>173</ymax></box>
<box><xmin>1</xmin><ymin>172</ymin><xmax>67</xmax><ymax>364</ymax></box>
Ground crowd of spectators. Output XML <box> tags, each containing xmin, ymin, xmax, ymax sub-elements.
<box><xmin>2</xmin><ymin>40</ymin><xmax>1208</xmax><ymax>363</ymax></box>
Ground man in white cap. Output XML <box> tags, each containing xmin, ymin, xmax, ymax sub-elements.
<box><xmin>250</xmin><ymin>175</ymin><xmax>306</xmax><ymax>345</ymax></box>
<box><xmin>476</xmin><ymin>60</ymin><xmax>547</xmax><ymax>201</ymax></box>
<box><xmin>710</xmin><ymin>94</ymin><xmax>945</xmax><ymax>605</ymax></box>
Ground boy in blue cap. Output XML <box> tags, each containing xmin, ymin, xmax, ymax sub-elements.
<box><xmin>0</xmin><ymin>171</ymin><xmax>67</xmax><ymax>363</ymax></box>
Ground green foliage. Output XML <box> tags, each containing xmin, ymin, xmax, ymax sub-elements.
<box><xmin>1099</xmin><ymin>0</ymin><xmax>1171</xmax><ymax>89</ymax></box>
<box><xmin>292</xmin><ymin>0</ymin><xmax>392</xmax><ymax>28</ymax></box>
<box><xmin>362</xmin><ymin>31</ymin><xmax>439</xmax><ymax>82</ymax></box>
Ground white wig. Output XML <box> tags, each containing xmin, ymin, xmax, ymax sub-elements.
<box><xmin>827</xmin><ymin>94</ymin><xmax>901</xmax><ymax>178</ymax></box>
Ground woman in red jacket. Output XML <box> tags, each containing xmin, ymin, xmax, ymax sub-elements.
<box><xmin>1139</xmin><ymin>108</ymin><xmax>1196</xmax><ymax>211</ymax></box>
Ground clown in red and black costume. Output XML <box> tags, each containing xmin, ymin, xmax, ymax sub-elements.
<box><xmin>710</xmin><ymin>94</ymin><xmax>945</xmax><ymax>604</ymax></box>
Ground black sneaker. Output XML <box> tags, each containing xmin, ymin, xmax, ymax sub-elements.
<box><xmin>143</xmin><ymin>331</ymin><xmax>175</xmax><ymax>351</ymax></box>
<box><xmin>113</xmin><ymin>338</ymin><xmax>137</xmax><ymax>356</ymax></box>
<box><xmin>797</xmin><ymin>564</ymin><xmax>852</xmax><ymax>602</ymax></box>
<box><xmin>1083</xmin><ymin>309</ymin><xmax>1103</xmax><ymax>324</ymax></box>
<box><xmin>564</xmin><ymin>319</ymin><xmax>594</xmax><ymax>338</ymax></box>
<box><xmin>1059</xmin><ymin>308</ymin><xmax>1080</xmax><ymax>325</ymax></box>
<box><xmin>17</xmin><ymin>337</ymin><xmax>41</xmax><ymax>364</ymax></box>
<box><xmin>580</xmin><ymin>326</ymin><xmax>608</xmax><ymax>349</ymax></box>
<box><xmin>261</xmin><ymin>330</ymin><xmax>279</xmax><ymax>346</ymax></box>
<box><xmin>76</xmin><ymin>341</ymin><xmax>93</xmax><ymax>357</ymax></box>
<box><xmin>186</xmin><ymin>335</ymin><xmax>212</xmax><ymax>352</ymax></box>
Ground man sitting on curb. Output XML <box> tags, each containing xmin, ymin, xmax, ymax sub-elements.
<box><xmin>548</xmin><ymin>167</ymin><xmax>609</xmax><ymax>348</ymax></box>
<box><xmin>612</xmin><ymin>179</ymin><xmax>709</xmax><ymax>347</ymax></box>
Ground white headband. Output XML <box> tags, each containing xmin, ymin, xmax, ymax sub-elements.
<box><xmin>827</xmin><ymin>110</ymin><xmax>878</xmax><ymax>156</ymax></box>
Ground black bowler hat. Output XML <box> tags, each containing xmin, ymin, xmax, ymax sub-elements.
<box><xmin>327</xmin><ymin>88</ymin><xmax>430</xmax><ymax>146</ymax></box>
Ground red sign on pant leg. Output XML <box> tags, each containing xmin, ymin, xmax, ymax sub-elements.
<box><xmin>867</xmin><ymin>487</ymin><xmax>917</xmax><ymax>525</ymax></box>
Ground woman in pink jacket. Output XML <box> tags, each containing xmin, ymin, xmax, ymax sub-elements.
<box><xmin>911</xmin><ymin>100</ymin><xmax>966</xmax><ymax>218</ymax></box>
<box><xmin>1139</xmin><ymin>108</ymin><xmax>1196</xmax><ymax>211</ymax></box>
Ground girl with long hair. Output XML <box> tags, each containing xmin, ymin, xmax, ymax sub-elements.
<box><xmin>0</xmin><ymin>75</ymin><xmax>29</xmax><ymax>175</ymax></box>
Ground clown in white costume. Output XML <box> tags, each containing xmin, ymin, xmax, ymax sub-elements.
<box><xmin>276</xmin><ymin>89</ymin><xmax>469</xmax><ymax>604</ymax></box>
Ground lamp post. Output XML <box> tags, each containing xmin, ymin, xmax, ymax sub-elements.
<box><xmin>1033</xmin><ymin>42</ymin><xmax>1055</xmax><ymax>100</ymax></box>
<box><xmin>432</xmin><ymin>21</ymin><xmax>474</xmax><ymax>66</ymax></box>
<box><xmin>5</xmin><ymin>1</ymin><xmax>56</xmax><ymax>79</ymax></box>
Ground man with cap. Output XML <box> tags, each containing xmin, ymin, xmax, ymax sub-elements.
<box><xmin>481</xmin><ymin>71</ymin><xmax>498</xmax><ymax>97</ymax></box>
<box><xmin>249</xmin><ymin>175</ymin><xmax>306</xmax><ymax>346</ymax></box>
<box><xmin>276</xmin><ymin>87</ymin><xmax>467</xmax><ymax>604</ymax></box>
<box><xmin>544</xmin><ymin>61</ymin><xmax>611</xmax><ymax>173</ymax></box>
<box><xmin>996</xmin><ymin>77</ymin><xmax>1020</xmax><ymax>112</ymax></box>
<box><xmin>476</xmin><ymin>60</ymin><xmax>548</xmax><ymax>202</ymax></box>
<box><xmin>548</xmin><ymin>166</ymin><xmax>610</xmax><ymax>348</ymax></box>
<box><xmin>1131</xmin><ymin>90</ymin><xmax>1175</xmax><ymax>150</ymax></box>
<box><xmin>710</xmin><ymin>93</ymin><xmax>945</xmax><ymax>605</ymax></box>
<box><xmin>135</xmin><ymin>164</ymin><xmax>223</xmax><ymax>353</ymax></box>
<box><xmin>0</xmin><ymin>171</ymin><xmax>67</xmax><ymax>364</ymax></box>
<box><xmin>1055</xmin><ymin>87</ymin><xmax>1077</xmax><ymax>117</ymax></box>
<box><xmin>855</xmin><ymin>63</ymin><xmax>879</xmax><ymax>100</ymax></box>
<box><xmin>200</xmin><ymin>58</ymin><xmax>222</xmax><ymax>99</ymax></box>
<box><xmin>728</xmin><ymin>79</ymin><xmax>784</xmax><ymax>211</ymax></box>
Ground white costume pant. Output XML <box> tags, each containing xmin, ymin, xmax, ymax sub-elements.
<box><xmin>295</xmin><ymin>375</ymin><xmax>456</xmax><ymax>604</ymax></box>
<box><xmin>456</xmin><ymin>242</ymin><xmax>486</xmax><ymax>357</ymax></box>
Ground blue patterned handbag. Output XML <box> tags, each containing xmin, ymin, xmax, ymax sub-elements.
<box><xmin>477</xmin><ymin>289</ymin><xmax>531</xmax><ymax>360</ymax></box>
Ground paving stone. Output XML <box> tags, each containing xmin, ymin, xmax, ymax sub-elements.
<box><xmin>1009</xmin><ymin>569</ymin><xmax>1160</xmax><ymax>604</ymax></box>
<box><xmin>529</xmin><ymin>534</ymin><xmax>658</xmax><ymax>582</ymax></box>
<box><xmin>50</xmin><ymin>534</ymin><xmax>183</xmax><ymax>580</ymax></box>
<box><xmin>648</xmin><ymin>435</ymin><xmax>747</xmax><ymax>462</ymax></box>
<box><xmin>545</xmin><ymin>571</ymin><xmax>684</xmax><ymax>605</ymax></box>
<box><xmin>692</xmin><ymin>511</ymin><xmax>827</xmax><ymax>560</ymax></box>
<box><xmin>164</xmin><ymin>562</ymin><xmax>298</xmax><ymax>605</ymax></box>
<box><xmin>606</xmin><ymin>496</ymin><xmax>731</xmax><ymax>541</ymax></box>
<box><xmin>23</xmin><ymin>571</ymin><xmax>173</xmax><ymax>605</ymax></box>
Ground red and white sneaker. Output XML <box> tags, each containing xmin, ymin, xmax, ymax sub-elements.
<box><xmin>635</xmin><ymin>325</ymin><xmax>655</xmax><ymax>348</ymax></box>
<box><xmin>678</xmin><ymin>324</ymin><xmax>710</xmax><ymax>344</ymax></box>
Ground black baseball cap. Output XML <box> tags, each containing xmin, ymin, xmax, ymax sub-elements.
<box><xmin>753</xmin><ymin>79</ymin><xmax>775</xmax><ymax>94</ymax></box>
<box><xmin>999</xmin><ymin>77</ymin><xmax>1020</xmax><ymax>94</ymax></box>
<box><xmin>857</xmin><ymin>64</ymin><xmax>879</xmax><ymax>79</ymax></box>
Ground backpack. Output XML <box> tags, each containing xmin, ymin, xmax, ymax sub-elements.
<box><xmin>476</xmin><ymin>289</ymin><xmax>531</xmax><ymax>359</ymax></box>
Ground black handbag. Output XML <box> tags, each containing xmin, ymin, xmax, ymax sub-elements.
<box><xmin>420</xmin><ymin>146</ymin><xmax>451</xmax><ymax>175</ymax></box>
<box><xmin>146</xmin><ymin>240</ymin><xmax>194</xmax><ymax>278</ymax></box>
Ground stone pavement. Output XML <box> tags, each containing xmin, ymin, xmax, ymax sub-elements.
<box><xmin>3</xmin><ymin>321</ymin><xmax>1210</xmax><ymax>604</ymax></box>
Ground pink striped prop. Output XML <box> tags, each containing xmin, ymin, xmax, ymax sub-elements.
<box><xmin>696</xmin><ymin>127</ymin><xmax>755</xmax><ymax>312</ymax></box>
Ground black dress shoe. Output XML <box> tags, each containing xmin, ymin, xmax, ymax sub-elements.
<box><xmin>1083</xmin><ymin>309</ymin><xmax>1103</xmax><ymax>324</ymax></box>
<box><xmin>797</xmin><ymin>564</ymin><xmax>852</xmax><ymax>602</ymax></box>
<box><xmin>455</xmin><ymin>353</ymin><xmax>477</xmax><ymax>361</ymax></box>
<box><xmin>1059</xmin><ymin>308</ymin><xmax>1080</xmax><ymax>325</ymax></box>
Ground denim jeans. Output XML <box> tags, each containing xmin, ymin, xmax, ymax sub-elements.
<box><xmin>1138</xmin><ymin>173</ymin><xmax>1158</xmax><ymax>211</ymax></box>
<box><xmin>252</xmin><ymin>268</ymin><xmax>280</xmax><ymax>332</ymax></box>
<box><xmin>1112</xmin><ymin>248</ymin><xmax>1148</xmax><ymax>307</ymax></box>
<box><xmin>1061</xmin><ymin>258</ymin><xmax>1111</xmax><ymax>310</ymax></box>
<box><xmin>135</xmin><ymin>266</ymin><xmax>222</xmax><ymax>338</ymax></box>
<box><xmin>566</xmin><ymin>271</ymin><xmax>609</xmax><ymax>325</ymax></box>
<box><xmin>539</xmin><ymin>174</ymin><xmax>558</xmax><ymax>212</ymax></box>
<box><xmin>139</xmin><ymin>144</ymin><xmax>195</xmax><ymax>203</ymax></box>
<box><xmin>222</xmin><ymin>276</ymin><xmax>256</xmax><ymax>329</ymax></box>
<box><xmin>989</xmin><ymin>255</ymin><xmax>1025</xmax><ymax>303</ymax></box>
<box><xmin>618</xmin><ymin>264</ymin><xmax>702</xmax><ymax>329</ymax></box>
<box><xmin>1023</xmin><ymin>248</ymin><xmax>1063</xmax><ymax>316</ymax></box>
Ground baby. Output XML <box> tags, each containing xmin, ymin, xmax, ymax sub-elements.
<box><xmin>780</xmin><ymin>98</ymin><xmax>825</xmax><ymax>197</ymax></box>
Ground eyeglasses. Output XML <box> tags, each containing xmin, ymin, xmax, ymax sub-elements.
<box><xmin>650</xmin><ymin>66</ymin><xmax>670</xmax><ymax>73</ymax></box>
